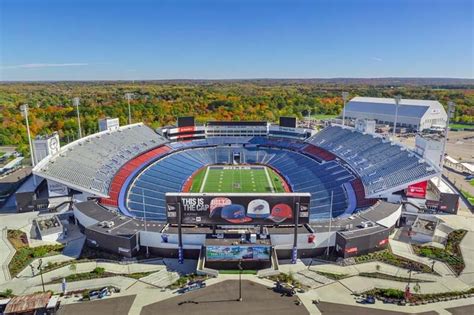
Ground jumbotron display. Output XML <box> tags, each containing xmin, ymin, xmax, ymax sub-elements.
<box><xmin>166</xmin><ymin>192</ymin><xmax>310</xmax><ymax>225</ymax></box>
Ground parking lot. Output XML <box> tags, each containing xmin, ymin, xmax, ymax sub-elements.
<box><xmin>140</xmin><ymin>280</ymin><xmax>308</xmax><ymax>315</ymax></box>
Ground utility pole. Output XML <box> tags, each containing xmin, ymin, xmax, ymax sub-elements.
<box><xmin>393</xmin><ymin>95</ymin><xmax>402</xmax><ymax>138</ymax></box>
<box><xmin>125</xmin><ymin>93</ymin><xmax>133</xmax><ymax>125</ymax></box>
<box><xmin>73</xmin><ymin>97</ymin><xmax>82</xmax><ymax>139</ymax></box>
<box><xmin>341</xmin><ymin>92</ymin><xmax>349</xmax><ymax>126</ymax></box>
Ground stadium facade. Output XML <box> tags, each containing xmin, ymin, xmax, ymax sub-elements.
<box><xmin>31</xmin><ymin>116</ymin><xmax>442</xmax><ymax>270</ymax></box>
<box><xmin>344</xmin><ymin>97</ymin><xmax>447</xmax><ymax>131</ymax></box>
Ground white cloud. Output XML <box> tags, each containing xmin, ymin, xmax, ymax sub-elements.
<box><xmin>1</xmin><ymin>63</ymin><xmax>89</xmax><ymax>69</ymax></box>
<box><xmin>371</xmin><ymin>57</ymin><xmax>383</xmax><ymax>62</ymax></box>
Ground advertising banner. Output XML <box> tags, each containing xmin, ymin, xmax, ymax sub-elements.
<box><xmin>166</xmin><ymin>193</ymin><xmax>310</xmax><ymax>225</ymax></box>
<box><xmin>406</xmin><ymin>181</ymin><xmax>428</xmax><ymax>199</ymax></box>
<box><xmin>206</xmin><ymin>245</ymin><xmax>271</xmax><ymax>261</ymax></box>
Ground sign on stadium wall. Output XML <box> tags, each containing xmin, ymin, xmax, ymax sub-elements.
<box><xmin>165</xmin><ymin>192</ymin><xmax>310</xmax><ymax>225</ymax></box>
<box><xmin>206</xmin><ymin>245</ymin><xmax>271</xmax><ymax>261</ymax></box>
<box><xmin>406</xmin><ymin>181</ymin><xmax>428</xmax><ymax>199</ymax></box>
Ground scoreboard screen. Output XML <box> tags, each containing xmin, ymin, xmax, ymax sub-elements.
<box><xmin>177</xmin><ymin>116</ymin><xmax>195</xmax><ymax>127</ymax></box>
<box><xmin>279</xmin><ymin>117</ymin><xmax>297</xmax><ymax>128</ymax></box>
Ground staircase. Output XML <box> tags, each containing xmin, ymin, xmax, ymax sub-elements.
<box><xmin>292</xmin><ymin>269</ymin><xmax>334</xmax><ymax>289</ymax></box>
<box><xmin>139</xmin><ymin>269</ymin><xmax>180</xmax><ymax>288</ymax></box>
<box><xmin>257</xmin><ymin>247</ymin><xmax>280</xmax><ymax>277</ymax></box>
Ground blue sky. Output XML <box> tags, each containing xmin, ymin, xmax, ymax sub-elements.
<box><xmin>1</xmin><ymin>0</ymin><xmax>472</xmax><ymax>80</ymax></box>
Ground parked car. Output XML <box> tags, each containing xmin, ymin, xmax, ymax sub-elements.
<box><xmin>88</xmin><ymin>291</ymin><xmax>100</xmax><ymax>300</ymax></box>
<box><xmin>178</xmin><ymin>282</ymin><xmax>206</xmax><ymax>294</ymax></box>
<box><xmin>356</xmin><ymin>296</ymin><xmax>375</xmax><ymax>304</ymax></box>
<box><xmin>98</xmin><ymin>287</ymin><xmax>111</xmax><ymax>299</ymax></box>
<box><xmin>187</xmin><ymin>280</ymin><xmax>206</xmax><ymax>287</ymax></box>
<box><xmin>273</xmin><ymin>282</ymin><xmax>295</xmax><ymax>296</ymax></box>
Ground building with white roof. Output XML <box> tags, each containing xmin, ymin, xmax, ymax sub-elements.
<box><xmin>344</xmin><ymin>97</ymin><xmax>447</xmax><ymax>131</ymax></box>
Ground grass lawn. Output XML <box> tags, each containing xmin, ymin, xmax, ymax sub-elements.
<box><xmin>364</xmin><ymin>287</ymin><xmax>474</xmax><ymax>303</ymax></box>
<box><xmin>412</xmin><ymin>230</ymin><xmax>467</xmax><ymax>275</ymax></box>
<box><xmin>311</xmin><ymin>114</ymin><xmax>338</xmax><ymax>120</ymax></box>
<box><xmin>219</xmin><ymin>269</ymin><xmax>257</xmax><ymax>275</ymax></box>
<box><xmin>7</xmin><ymin>229</ymin><xmax>64</xmax><ymax>277</ymax></box>
<box><xmin>358</xmin><ymin>272</ymin><xmax>432</xmax><ymax>283</ymax></box>
<box><xmin>189</xmin><ymin>165</ymin><xmax>286</xmax><ymax>193</ymax></box>
<box><xmin>461</xmin><ymin>190</ymin><xmax>474</xmax><ymax>206</ymax></box>
<box><xmin>469</xmin><ymin>179</ymin><xmax>474</xmax><ymax>187</ymax></box>
<box><xmin>354</xmin><ymin>249</ymin><xmax>433</xmax><ymax>273</ymax></box>
<box><xmin>450</xmin><ymin>123</ymin><xmax>474</xmax><ymax>129</ymax></box>
<box><xmin>48</xmin><ymin>267</ymin><xmax>155</xmax><ymax>284</ymax></box>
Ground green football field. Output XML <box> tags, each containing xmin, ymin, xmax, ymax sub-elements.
<box><xmin>188</xmin><ymin>165</ymin><xmax>286</xmax><ymax>193</ymax></box>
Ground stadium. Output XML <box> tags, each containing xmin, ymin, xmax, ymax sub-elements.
<box><xmin>31</xmin><ymin>117</ymin><xmax>440</xmax><ymax>271</ymax></box>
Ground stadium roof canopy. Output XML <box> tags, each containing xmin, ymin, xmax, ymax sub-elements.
<box><xmin>346</xmin><ymin>97</ymin><xmax>445</xmax><ymax>119</ymax></box>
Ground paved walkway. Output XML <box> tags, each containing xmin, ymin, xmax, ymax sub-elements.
<box><xmin>16</xmin><ymin>263</ymin><xmax>473</xmax><ymax>315</ymax></box>
<box><xmin>0</xmin><ymin>211</ymin><xmax>40</xmax><ymax>284</ymax></box>
<box><xmin>459</xmin><ymin>231</ymin><xmax>474</xmax><ymax>286</ymax></box>
<box><xmin>0</xmin><ymin>258</ymin><xmax>168</xmax><ymax>294</ymax></box>
<box><xmin>389</xmin><ymin>238</ymin><xmax>455</xmax><ymax>276</ymax></box>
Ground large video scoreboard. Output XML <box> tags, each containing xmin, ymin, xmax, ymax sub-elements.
<box><xmin>165</xmin><ymin>192</ymin><xmax>310</xmax><ymax>225</ymax></box>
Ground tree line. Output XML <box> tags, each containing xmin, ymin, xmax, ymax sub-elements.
<box><xmin>0</xmin><ymin>81</ymin><xmax>472</xmax><ymax>156</ymax></box>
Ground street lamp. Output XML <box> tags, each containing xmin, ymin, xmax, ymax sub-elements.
<box><xmin>31</xmin><ymin>258</ymin><xmax>45</xmax><ymax>292</ymax></box>
<box><xmin>237</xmin><ymin>259</ymin><xmax>243</xmax><ymax>302</ymax></box>
<box><xmin>341</xmin><ymin>92</ymin><xmax>349</xmax><ymax>126</ymax></box>
<box><xmin>392</xmin><ymin>95</ymin><xmax>402</xmax><ymax>137</ymax></box>
<box><xmin>73</xmin><ymin>97</ymin><xmax>82</xmax><ymax>139</ymax></box>
<box><xmin>20</xmin><ymin>104</ymin><xmax>36</xmax><ymax>167</ymax></box>
<box><xmin>125</xmin><ymin>93</ymin><xmax>134</xmax><ymax>125</ymax></box>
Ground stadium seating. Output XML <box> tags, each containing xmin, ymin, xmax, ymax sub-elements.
<box><xmin>126</xmin><ymin>145</ymin><xmax>354</xmax><ymax>221</ymax></box>
<box><xmin>306</xmin><ymin>125</ymin><xmax>438</xmax><ymax>196</ymax></box>
<box><xmin>127</xmin><ymin>148</ymin><xmax>216</xmax><ymax>220</ymax></box>
<box><xmin>36</xmin><ymin>125</ymin><xmax>438</xmax><ymax>223</ymax></box>
<box><xmin>100</xmin><ymin>145</ymin><xmax>172</xmax><ymax>207</ymax></box>
<box><xmin>34</xmin><ymin>124</ymin><xmax>168</xmax><ymax>196</ymax></box>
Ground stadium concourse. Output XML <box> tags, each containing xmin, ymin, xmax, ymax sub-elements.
<box><xmin>32</xmin><ymin>119</ymin><xmax>439</xmax><ymax>265</ymax></box>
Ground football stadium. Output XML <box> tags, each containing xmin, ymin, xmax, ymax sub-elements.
<box><xmin>30</xmin><ymin>116</ymin><xmax>443</xmax><ymax>271</ymax></box>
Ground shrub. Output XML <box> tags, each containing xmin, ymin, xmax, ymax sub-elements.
<box><xmin>92</xmin><ymin>267</ymin><xmax>105</xmax><ymax>275</ymax></box>
<box><xmin>379</xmin><ymin>288</ymin><xmax>405</xmax><ymax>299</ymax></box>
<box><xmin>0</xmin><ymin>289</ymin><xmax>14</xmax><ymax>298</ymax></box>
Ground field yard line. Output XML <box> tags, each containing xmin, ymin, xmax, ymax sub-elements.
<box><xmin>264</xmin><ymin>167</ymin><xmax>275</xmax><ymax>193</ymax></box>
<box><xmin>199</xmin><ymin>166</ymin><xmax>210</xmax><ymax>193</ymax></box>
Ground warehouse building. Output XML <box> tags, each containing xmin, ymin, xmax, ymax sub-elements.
<box><xmin>344</xmin><ymin>97</ymin><xmax>447</xmax><ymax>131</ymax></box>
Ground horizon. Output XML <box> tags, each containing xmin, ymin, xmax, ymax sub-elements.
<box><xmin>1</xmin><ymin>76</ymin><xmax>473</xmax><ymax>83</ymax></box>
<box><xmin>1</xmin><ymin>0</ymin><xmax>473</xmax><ymax>81</ymax></box>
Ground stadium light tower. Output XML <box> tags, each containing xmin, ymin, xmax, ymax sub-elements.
<box><xmin>341</xmin><ymin>92</ymin><xmax>349</xmax><ymax>126</ymax></box>
<box><xmin>392</xmin><ymin>95</ymin><xmax>402</xmax><ymax>137</ymax></box>
<box><xmin>73</xmin><ymin>97</ymin><xmax>82</xmax><ymax>139</ymax></box>
<box><xmin>438</xmin><ymin>101</ymin><xmax>456</xmax><ymax>185</ymax></box>
<box><xmin>125</xmin><ymin>93</ymin><xmax>134</xmax><ymax>125</ymax></box>
<box><xmin>20</xmin><ymin>104</ymin><xmax>36</xmax><ymax>168</ymax></box>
